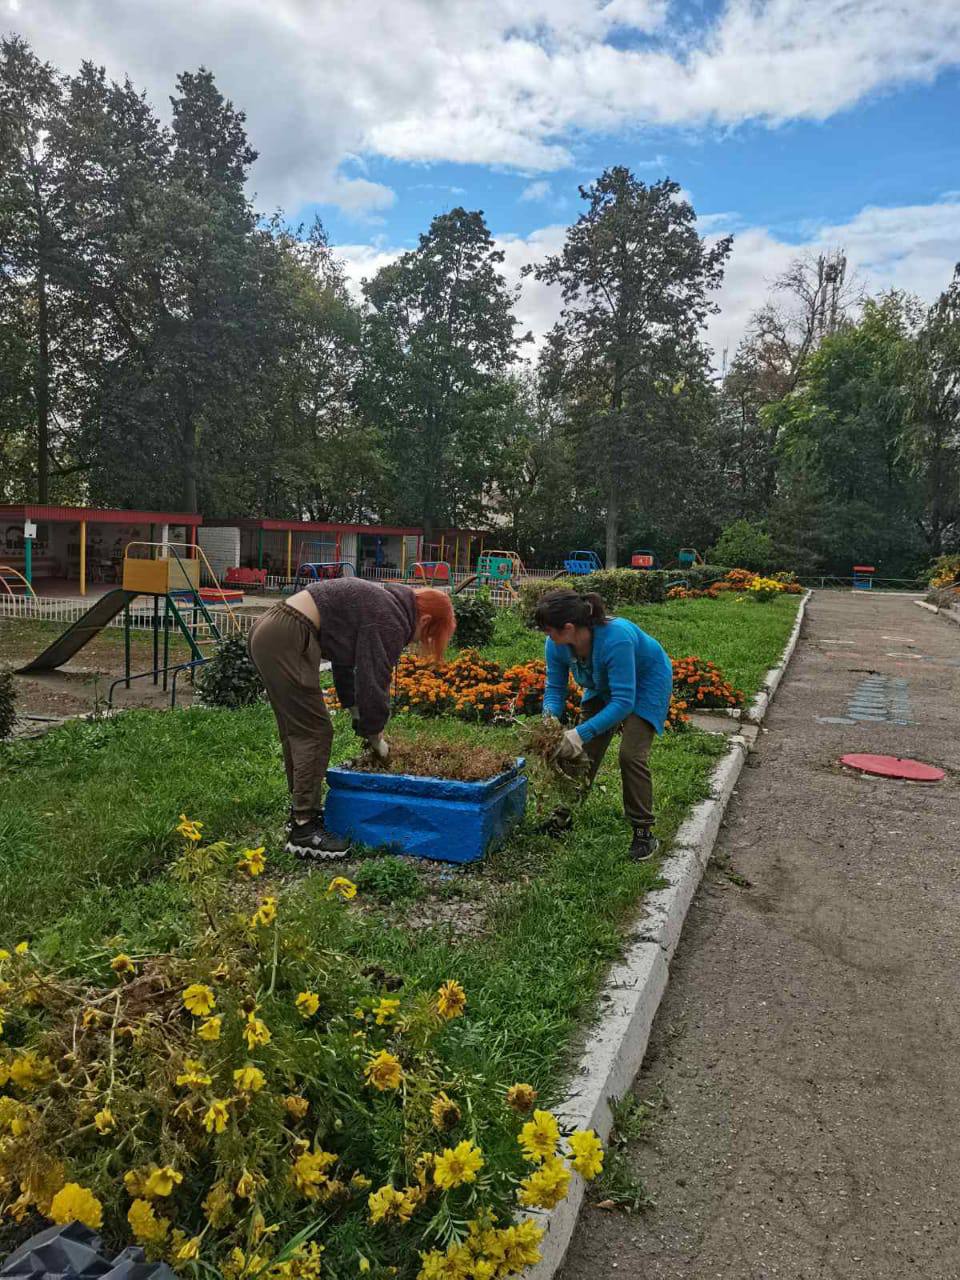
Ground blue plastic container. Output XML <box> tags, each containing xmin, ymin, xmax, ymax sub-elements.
<box><xmin>324</xmin><ymin>758</ymin><xmax>527</xmax><ymax>864</ymax></box>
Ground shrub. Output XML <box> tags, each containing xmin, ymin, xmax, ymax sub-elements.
<box><xmin>0</xmin><ymin>823</ymin><xmax>603</xmax><ymax>1277</ymax></box>
<box><xmin>708</xmin><ymin>520</ymin><xmax>775</xmax><ymax>572</ymax></box>
<box><xmin>928</xmin><ymin>554</ymin><xmax>960</xmax><ymax>588</ymax></box>
<box><xmin>452</xmin><ymin>590</ymin><xmax>497</xmax><ymax>650</ymax></box>
<box><xmin>518</xmin><ymin>567</ymin><xmax>730</xmax><ymax>623</ymax></box>
<box><xmin>747</xmin><ymin>576</ymin><xmax>786</xmax><ymax>603</ymax></box>
<box><xmin>0</xmin><ymin>668</ymin><xmax>16</xmax><ymax>740</ymax></box>
<box><xmin>195</xmin><ymin>633</ymin><xmax>264</xmax><ymax>708</ymax></box>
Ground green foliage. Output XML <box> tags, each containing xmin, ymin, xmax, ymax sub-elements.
<box><xmin>708</xmin><ymin>519</ymin><xmax>775</xmax><ymax>571</ymax></box>
<box><xmin>195</xmin><ymin>634</ymin><xmax>265</xmax><ymax>708</ymax></box>
<box><xmin>517</xmin><ymin>566</ymin><xmax>731</xmax><ymax>622</ymax></box>
<box><xmin>354</xmin><ymin>856</ymin><xmax>424</xmax><ymax>904</ymax></box>
<box><xmin>0</xmin><ymin>669</ymin><xmax>17</xmax><ymax>739</ymax></box>
<box><xmin>452</xmin><ymin>590</ymin><xmax>497</xmax><ymax>649</ymax></box>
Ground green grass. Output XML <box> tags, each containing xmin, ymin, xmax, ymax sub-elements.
<box><xmin>0</xmin><ymin>595</ymin><xmax>798</xmax><ymax>1107</ymax></box>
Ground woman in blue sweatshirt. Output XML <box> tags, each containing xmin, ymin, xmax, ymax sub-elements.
<box><xmin>536</xmin><ymin>588</ymin><xmax>673</xmax><ymax>861</ymax></box>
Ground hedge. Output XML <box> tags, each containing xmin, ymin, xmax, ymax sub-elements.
<box><xmin>518</xmin><ymin>565</ymin><xmax>732</xmax><ymax>622</ymax></box>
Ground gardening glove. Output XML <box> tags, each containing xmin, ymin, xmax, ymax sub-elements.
<box><xmin>367</xmin><ymin>733</ymin><xmax>389</xmax><ymax>761</ymax></box>
<box><xmin>554</xmin><ymin>728</ymin><xmax>585</xmax><ymax>761</ymax></box>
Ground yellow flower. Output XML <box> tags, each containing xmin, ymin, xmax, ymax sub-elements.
<box><xmin>291</xmin><ymin>1148</ymin><xmax>337</xmax><ymax>1199</ymax></box>
<box><xmin>243</xmin><ymin>1013</ymin><xmax>271</xmax><ymax>1051</ymax></box>
<box><xmin>202</xmin><ymin>1100</ymin><xmax>231</xmax><ymax>1134</ymax></box>
<box><xmin>202</xmin><ymin>1181</ymin><xmax>233</xmax><ymax>1227</ymax></box>
<box><xmin>505</xmin><ymin>1083</ymin><xmax>537</xmax><ymax>1113</ymax></box>
<box><xmin>198</xmin><ymin>1015</ymin><xmax>222</xmax><ymax>1042</ymax></box>
<box><xmin>518</xmin><ymin>1109</ymin><xmax>559</xmax><ymax>1164</ymax></box>
<box><xmin>326</xmin><ymin>876</ymin><xmax>357</xmax><ymax>900</ymax></box>
<box><xmin>9</xmin><ymin>1050</ymin><xmax>54</xmax><ymax>1091</ymax></box>
<box><xmin>15</xmin><ymin>941</ymin><xmax>29</xmax><ymax>955</ymax></box>
<box><xmin>364</xmin><ymin>1049</ymin><xmax>403</xmax><ymax>1092</ymax></box>
<box><xmin>81</xmin><ymin>1007</ymin><xmax>104</xmax><ymax>1030</ymax></box>
<box><xmin>432</xmin><ymin>1140</ymin><xmax>484</xmax><ymax>1190</ymax></box>
<box><xmin>238</xmin><ymin>846</ymin><xmax>267</xmax><ymax>876</ymax></box>
<box><xmin>128</xmin><ymin>1197</ymin><xmax>169</xmax><ymax>1244</ymax></box>
<box><xmin>518</xmin><ymin>1156</ymin><xmax>571</xmax><ymax>1209</ymax></box>
<box><xmin>430</xmin><ymin>1091</ymin><xmax>462</xmax><ymax>1131</ymax></box>
<box><xmin>233</xmin><ymin>1064</ymin><xmax>266</xmax><ymax>1094</ymax></box>
<box><xmin>144</xmin><ymin>1165</ymin><xmax>184</xmax><ymax>1198</ymax></box>
<box><xmin>284</xmin><ymin>1095</ymin><xmax>309</xmax><ymax>1120</ymax></box>
<box><xmin>567</xmin><ymin>1129</ymin><xmax>604</xmax><ymax>1180</ymax></box>
<box><xmin>359</xmin><ymin>1259</ymin><xmax>371</xmax><ymax>1275</ymax></box>
<box><xmin>175</xmin><ymin>1236</ymin><xmax>202</xmax><ymax>1263</ymax></box>
<box><xmin>176</xmin><ymin>814</ymin><xmax>203</xmax><ymax>842</ymax></box>
<box><xmin>295</xmin><ymin>991</ymin><xmax>320</xmax><ymax>1018</ymax></box>
<box><xmin>93</xmin><ymin>1108</ymin><xmax>115</xmax><ymax>1134</ymax></box>
<box><xmin>182</xmin><ymin>984</ymin><xmax>216</xmax><ymax>1017</ymax></box>
<box><xmin>373</xmin><ymin>997</ymin><xmax>401</xmax><ymax>1026</ymax></box>
<box><xmin>235</xmin><ymin>1169</ymin><xmax>257</xmax><ymax>1199</ymax></box>
<box><xmin>416</xmin><ymin>1244</ymin><xmax>472</xmax><ymax>1279</ymax></box>
<box><xmin>500</xmin><ymin>1219</ymin><xmax>544</xmax><ymax>1270</ymax></box>
<box><xmin>176</xmin><ymin>1059</ymin><xmax>212</xmax><ymax>1089</ymax></box>
<box><xmin>436</xmin><ymin>980</ymin><xmax>466</xmax><ymax>1021</ymax></box>
<box><xmin>350</xmin><ymin>1172</ymin><xmax>372</xmax><ymax>1192</ymax></box>
<box><xmin>250</xmin><ymin>897</ymin><xmax>277</xmax><ymax>928</ymax></box>
<box><xmin>0</xmin><ymin>949</ymin><xmax>8</xmax><ymax>961</ymax></box>
<box><xmin>50</xmin><ymin>1183</ymin><xmax>103</xmax><ymax>1230</ymax></box>
<box><xmin>367</xmin><ymin>1184</ymin><xmax>418</xmax><ymax>1225</ymax></box>
<box><xmin>111</xmin><ymin>953</ymin><xmax>135</xmax><ymax>975</ymax></box>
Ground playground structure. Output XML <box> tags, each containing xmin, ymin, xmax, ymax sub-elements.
<box><xmin>852</xmin><ymin>564</ymin><xmax>876</xmax><ymax>590</ymax></box>
<box><xmin>563</xmin><ymin>550</ymin><xmax>603</xmax><ymax>576</ymax></box>
<box><xmin>453</xmin><ymin>549</ymin><xmax>525</xmax><ymax>600</ymax></box>
<box><xmin>408</xmin><ymin>560</ymin><xmax>451</xmax><ymax>586</ymax></box>
<box><xmin>630</xmin><ymin>549</ymin><xmax>658</xmax><ymax>570</ymax></box>
<box><xmin>1</xmin><ymin>565</ymin><xmax>37</xmax><ymax>599</ymax></box>
<box><xmin>17</xmin><ymin>542</ymin><xmax>240</xmax><ymax>705</ymax></box>
<box><xmin>677</xmin><ymin>548</ymin><xmax>703</xmax><ymax>568</ymax></box>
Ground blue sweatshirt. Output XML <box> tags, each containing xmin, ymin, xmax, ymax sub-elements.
<box><xmin>543</xmin><ymin>617</ymin><xmax>673</xmax><ymax>742</ymax></box>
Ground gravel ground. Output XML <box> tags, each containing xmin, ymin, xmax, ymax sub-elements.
<box><xmin>563</xmin><ymin>591</ymin><xmax>960</xmax><ymax>1280</ymax></box>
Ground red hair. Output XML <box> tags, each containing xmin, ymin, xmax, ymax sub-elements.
<box><xmin>413</xmin><ymin>588</ymin><xmax>456</xmax><ymax>663</ymax></box>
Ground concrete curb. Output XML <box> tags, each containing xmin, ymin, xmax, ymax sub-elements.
<box><xmin>914</xmin><ymin>599</ymin><xmax>960</xmax><ymax>629</ymax></box>
<box><xmin>525</xmin><ymin>593</ymin><xmax>810</xmax><ymax>1279</ymax></box>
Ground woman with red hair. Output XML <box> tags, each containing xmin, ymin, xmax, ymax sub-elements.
<box><xmin>248</xmin><ymin>578</ymin><xmax>455</xmax><ymax>859</ymax></box>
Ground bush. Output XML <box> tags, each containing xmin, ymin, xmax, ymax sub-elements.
<box><xmin>195</xmin><ymin>633</ymin><xmax>264</xmax><ymax>709</ymax></box>
<box><xmin>452</xmin><ymin>590</ymin><xmax>497</xmax><ymax>649</ymax></box>
<box><xmin>0</xmin><ymin>668</ymin><xmax>16</xmax><ymax>739</ymax></box>
<box><xmin>928</xmin><ymin>553</ymin><xmax>960</xmax><ymax>588</ymax></box>
<box><xmin>708</xmin><ymin>520</ymin><xmax>775</xmax><ymax>573</ymax></box>
<box><xmin>517</xmin><ymin>567</ymin><xmax>731</xmax><ymax>623</ymax></box>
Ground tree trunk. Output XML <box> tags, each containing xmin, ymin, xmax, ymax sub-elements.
<box><xmin>36</xmin><ymin>267</ymin><xmax>50</xmax><ymax>503</ymax></box>
<box><xmin>605</xmin><ymin>484</ymin><xmax>618</xmax><ymax>569</ymax></box>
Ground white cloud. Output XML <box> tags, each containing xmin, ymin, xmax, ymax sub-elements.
<box><xmin>9</xmin><ymin>1</ymin><xmax>960</xmax><ymax>214</ymax></box>
<box><xmin>520</xmin><ymin>180</ymin><xmax>552</xmax><ymax>203</ymax></box>
<box><xmin>337</xmin><ymin>197</ymin><xmax>960</xmax><ymax>369</ymax></box>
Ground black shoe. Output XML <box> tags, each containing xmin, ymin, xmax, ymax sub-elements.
<box><xmin>629</xmin><ymin>828</ymin><xmax>660</xmax><ymax>862</ymax></box>
<box><xmin>286</xmin><ymin>816</ymin><xmax>351</xmax><ymax>860</ymax></box>
<box><xmin>535</xmin><ymin>806</ymin><xmax>573</xmax><ymax>838</ymax></box>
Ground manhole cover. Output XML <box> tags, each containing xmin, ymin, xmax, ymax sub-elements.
<box><xmin>840</xmin><ymin>753</ymin><xmax>945</xmax><ymax>782</ymax></box>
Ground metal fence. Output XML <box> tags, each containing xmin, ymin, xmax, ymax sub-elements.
<box><xmin>0</xmin><ymin>594</ymin><xmax>254</xmax><ymax>636</ymax></box>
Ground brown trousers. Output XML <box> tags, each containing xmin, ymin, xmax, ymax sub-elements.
<box><xmin>248</xmin><ymin>603</ymin><xmax>333</xmax><ymax>815</ymax></box>
<box><xmin>580</xmin><ymin>699</ymin><xmax>655</xmax><ymax>828</ymax></box>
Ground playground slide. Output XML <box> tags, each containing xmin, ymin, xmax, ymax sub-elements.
<box><xmin>18</xmin><ymin>588</ymin><xmax>140</xmax><ymax>674</ymax></box>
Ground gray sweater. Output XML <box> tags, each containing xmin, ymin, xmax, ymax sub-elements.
<box><xmin>306</xmin><ymin>577</ymin><xmax>417</xmax><ymax>736</ymax></box>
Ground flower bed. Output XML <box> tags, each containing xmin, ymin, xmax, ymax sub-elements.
<box><xmin>0</xmin><ymin>826</ymin><xmax>603</xmax><ymax>1279</ymax></box>
<box><xmin>667</xmin><ymin>568</ymin><xmax>802</xmax><ymax>602</ymax></box>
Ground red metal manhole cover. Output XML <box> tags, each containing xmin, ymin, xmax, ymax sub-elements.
<box><xmin>840</xmin><ymin>753</ymin><xmax>945</xmax><ymax>782</ymax></box>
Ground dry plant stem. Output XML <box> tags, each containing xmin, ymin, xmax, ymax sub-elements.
<box><xmin>348</xmin><ymin>738</ymin><xmax>515</xmax><ymax>782</ymax></box>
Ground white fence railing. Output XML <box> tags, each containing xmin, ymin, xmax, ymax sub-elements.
<box><xmin>0</xmin><ymin>594</ymin><xmax>253</xmax><ymax>635</ymax></box>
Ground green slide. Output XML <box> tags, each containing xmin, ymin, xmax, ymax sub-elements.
<box><xmin>18</xmin><ymin>589</ymin><xmax>140</xmax><ymax>674</ymax></box>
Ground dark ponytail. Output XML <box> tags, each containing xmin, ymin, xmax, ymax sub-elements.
<box><xmin>534</xmin><ymin>589</ymin><xmax>608</xmax><ymax>630</ymax></box>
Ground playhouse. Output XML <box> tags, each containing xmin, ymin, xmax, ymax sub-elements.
<box><xmin>0</xmin><ymin>505</ymin><xmax>202</xmax><ymax>597</ymax></box>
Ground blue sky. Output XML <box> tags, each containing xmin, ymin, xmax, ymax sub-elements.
<box><xmin>12</xmin><ymin>0</ymin><xmax>960</xmax><ymax>356</ymax></box>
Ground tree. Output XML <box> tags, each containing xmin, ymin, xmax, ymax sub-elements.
<box><xmin>359</xmin><ymin>208</ymin><xmax>526</xmax><ymax>539</ymax></box>
<box><xmin>0</xmin><ymin>37</ymin><xmax>74</xmax><ymax>501</ymax></box>
<box><xmin>902</xmin><ymin>266</ymin><xmax>960</xmax><ymax>557</ymax></box>
<box><xmin>529</xmin><ymin>168</ymin><xmax>731</xmax><ymax>566</ymax></box>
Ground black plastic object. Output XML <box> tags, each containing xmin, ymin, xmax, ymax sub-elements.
<box><xmin>0</xmin><ymin>1222</ymin><xmax>179</xmax><ymax>1280</ymax></box>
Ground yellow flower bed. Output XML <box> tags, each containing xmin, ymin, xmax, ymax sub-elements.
<box><xmin>0</xmin><ymin>822</ymin><xmax>602</xmax><ymax>1279</ymax></box>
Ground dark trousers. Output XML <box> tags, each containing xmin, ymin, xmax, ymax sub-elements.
<box><xmin>248</xmin><ymin>603</ymin><xmax>333</xmax><ymax>815</ymax></box>
<box><xmin>580</xmin><ymin>699</ymin><xmax>655</xmax><ymax>828</ymax></box>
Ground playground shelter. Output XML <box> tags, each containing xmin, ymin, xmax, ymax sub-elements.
<box><xmin>0</xmin><ymin>505</ymin><xmax>202</xmax><ymax>597</ymax></box>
